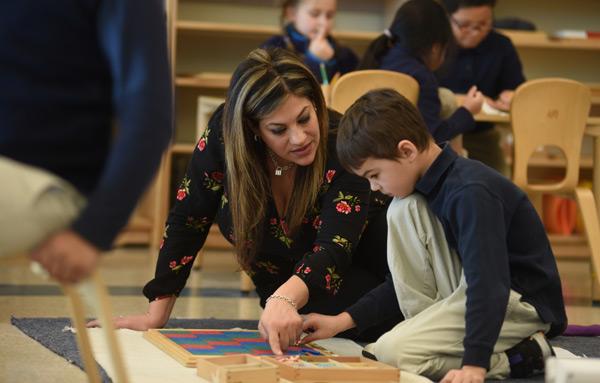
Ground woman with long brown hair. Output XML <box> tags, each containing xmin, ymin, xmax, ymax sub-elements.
<box><xmin>97</xmin><ymin>48</ymin><xmax>401</xmax><ymax>354</ymax></box>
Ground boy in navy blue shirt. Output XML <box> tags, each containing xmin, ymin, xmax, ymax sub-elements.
<box><xmin>438</xmin><ymin>0</ymin><xmax>526</xmax><ymax>174</ymax></box>
<box><xmin>302</xmin><ymin>89</ymin><xmax>566</xmax><ymax>382</ymax></box>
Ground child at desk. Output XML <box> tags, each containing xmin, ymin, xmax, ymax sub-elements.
<box><xmin>302</xmin><ymin>89</ymin><xmax>567</xmax><ymax>382</ymax></box>
<box><xmin>437</xmin><ymin>0</ymin><xmax>526</xmax><ymax>174</ymax></box>
<box><xmin>261</xmin><ymin>0</ymin><xmax>358</xmax><ymax>84</ymax></box>
<box><xmin>359</xmin><ymin>0</ymin><xmax>483</xmax><ymax>144</ymax></box>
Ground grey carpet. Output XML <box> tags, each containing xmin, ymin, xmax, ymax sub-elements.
<box><xmin>11</xmin><ymin>317</ymin><xmax>600</xmax><ymax>383</ymax></box>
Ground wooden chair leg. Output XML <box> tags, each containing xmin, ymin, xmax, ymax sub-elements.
<box><xmin>574</xmin><ymin>187</ymin><xmax>600</xmax><ymax>302</ymax></box>
<box><xmin>193</xmin><ymin>249</ymin><xmax>205</xmax><ymax>270</ymax></box>
<box><xmin>63</xmin><ymin>271</ymin><xmax>129</xmax><ymax>383</ymax></box>
<box><xmin>240</xmin><ymin>271</ymin><xmax>254</xmax><ymax>293</ymax></box>
<box><xmin>62</xmin><ymin>283</ymin><xmax>103</xmax><ymax>383</ymax></box>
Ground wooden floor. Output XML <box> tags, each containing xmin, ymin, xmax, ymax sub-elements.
<box><xmin>0</xmin><ymin>246</ymin><xmax>599</xmax><ymax>383</ymax></box>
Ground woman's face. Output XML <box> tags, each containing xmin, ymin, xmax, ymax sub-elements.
<box><xmin>258</xmin><ymin>94</ymin><xmax>320</xmax><ymax>168</ymax></box>
<box><xmin>450</xmin><ymin>6</ymin><xmax>493</xmax><ymax>49</ymax></box>
<box><xmin>287</xmin><ymin>0</ymin><xmax>337</xmax><ymax>40</ymax></box>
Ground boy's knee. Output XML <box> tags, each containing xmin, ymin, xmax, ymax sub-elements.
<box><xmin>368</xmin><ymin>329</ymin><xmax>415</xmax><ymax>369</ymax></box>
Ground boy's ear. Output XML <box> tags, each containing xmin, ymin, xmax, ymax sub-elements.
<box><xmin>396</xmin><ymin>140</ymin><xmax>418</xmax><ymax>162</ymax></box>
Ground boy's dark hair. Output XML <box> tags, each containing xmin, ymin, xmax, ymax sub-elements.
<box><xmin>336</xmin><ymin>88</ymin><xmax>432</xmax><ymax>171</ymax></box>
<box><xmin>442</xmin><ymin>0</ymin><xmax>496</xmax><ymax>14</ymax></box>
<box><xmin>359</xmin><ymin>0</ymin><xmax>452</xmax><ymax>69</ymax></box>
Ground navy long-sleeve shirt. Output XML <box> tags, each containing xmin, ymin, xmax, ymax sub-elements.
<box><xmin>380</xmin><ymin>44</ymin><xmax>475</xmax><ymax>142</ymax></box>
<box><xmin>348</xmin><ymin>145</ymin><xmax>567</xmax><ymax>369</ymax></box>
<box><xmin>437</xmin><ymin>30</ymin><xmax>525</xmax><ymax>132</ymax></box>
<box><xmin>0</xmin><ymin>0</ymin><xmax>172</xmax><ymax>250</ymax></box>
<box><xmin>261</xmin><ymin>24</ymin><xmax>358</xmax><ymax>84</ymax></box>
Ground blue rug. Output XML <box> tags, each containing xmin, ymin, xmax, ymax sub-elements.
<box><xmin>11</xmin><ymin>317</ymin><xmax>600</xmax><ymax>383</ymax></box>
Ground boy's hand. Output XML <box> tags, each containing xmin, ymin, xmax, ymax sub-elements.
<box><xmin>461</xmin><ymin>85</ymin><xmax>484</xmax><ymax>115</ymax></box>
<box><xmin>488</xmin><ymin>90</ymin><xmax>514</xmax><ymax>112</ymax></box>
<box><xmin>300</xmin><ymin>312</ymin><xmax>355</xmax><ymax>343</ymax></box>
<box><xmin>440</xmin><ymin>365</ymin><xmax>486</xmax><ymax>383</ymax></box>
<box><xmin>308</xmin><ymin>25</ymin><xmax>334</xmax><ymax>62</ymax></box>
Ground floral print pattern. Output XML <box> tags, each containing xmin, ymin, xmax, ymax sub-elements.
<box><xmin>203</xmin><ymin>171</ymin><xmax>224</xmax><ymax>192</ymax></box>
<box><xmin>177</xmin><ymin>176</ymin><xmax>190</xmax><ymax>201</ymax></box>
<box><xmin>185</xmin><ymin>216</ymin><xmax>210</xmax><ymax>232</ymax></box>
<box><xmin>333</xmin><ymin>191</ymin><xmax>362</xmax><ymax>215</ymax></box>
<box><xmin>332</xmin><ymin>235</ymin><xmax>352</xmax><ymax>253</ymax></box>
<box><xmin>159</xmin><ymin>225</ymin><xmax>169</xmax><ymax>250</ymax></box>
<box><xmin>169</xmin><ymin>255</ymin><xmax>194</xmax><ymax>272</ymax></box>
<box><xmin>197</xmin><ymin>128</ymin><xmax>210</xmax><ymax>152</ymax></box>
<box><xmin>269</xmin><ymin>218</ymin><xmax>293</xmax><ymax>248</ymax></box>
<box><xmin>324</xmin><ymin>266</ymin><xmax>342</xmax><ymax>294</ymax></box>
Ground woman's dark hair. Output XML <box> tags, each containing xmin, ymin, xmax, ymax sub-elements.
<box><xmin>442</xmin><ymin>0</ymin><xmax>496</xmax><ymax>15</ymax></box>
<box><xmin>359</xmin><ymin>0</ymin><xmax>452</xmax><ymax>69</ymax></box>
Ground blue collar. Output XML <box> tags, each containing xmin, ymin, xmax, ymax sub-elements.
<box><xmin>415</xmin><ymin>143</ymin><xmax>458</xmax><ymax>195</ymax></box>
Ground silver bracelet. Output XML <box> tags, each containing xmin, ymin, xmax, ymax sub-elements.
<box><xmin>266</xmin><ymin>294</ymin><xmax>297</xmax><ymax>309</ymax></box>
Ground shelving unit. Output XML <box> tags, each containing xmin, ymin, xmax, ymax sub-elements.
<box><xmin>158</xmin><ymin>0</ymin><xmax>403</xmax><ymax>252</ymax></box>
<box><xmin>154</xmin><ymin>0</ymin><xmax>600</xmax><ymax>294</ymax></box>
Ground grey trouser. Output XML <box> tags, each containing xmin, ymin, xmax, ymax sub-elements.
<box><xmin>0</xmin><ymin>156</ymin><xmax>85</xmax><ymax>257</ymax></box>
<box><xmin>365</xmin><ymin>194</ymin><xmax>549</xmax><ymax>380</ymax></box>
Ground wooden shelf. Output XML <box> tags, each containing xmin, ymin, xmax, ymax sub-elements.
<box><xmin>171</xmin><ymin>143</ymin><xmax>196</xmax><ymax>154</ymax></box>
<box><xmin>501</xmin><ymin>30</ymin><xmax>600</xmax><ymax>51</ymax></box>
<box><xmin>548</xmin><ymin>234</ymin><xmax>591</xmax><ymax>261</ymax></box>
<box><xmin>527</xmin><ymin>152</ymin><xmax>593</xmax><ymax>169</ymax></box>
<box><xmin>176</xmin><ymin>73</ymin><xmax>231</xmax><ymax>89</ymax></box>
<box><xmin>176</xmin><ymin>20</ymin><xmax>376</xmax><ymax>42</ymax></box>
<box><xmin>176</xmin><ymin>21</ymin><xmax>600</xmax><ymax>51</ymax></box>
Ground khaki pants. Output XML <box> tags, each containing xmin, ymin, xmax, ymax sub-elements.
<box><xmin>365</xmin><ymin>194</ymin><xmax>549</xmax><ymax>381</ymax></box>
<box><xmin>0</xmin><ymin>156</ymin><xmax>85</xmax><ymax>257</ymax></box>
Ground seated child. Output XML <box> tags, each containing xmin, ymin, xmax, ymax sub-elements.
<box><xmin>261</xmin><ymin>0</ymin><xmax>358</xmax><ymax>84</ymax></box>
<box><xmin>302</xmin><ymin>88</ymin><xmax>567</xmax><ymax>382</ymax></box>
<box><xmin>437</xmin><ymin>0</ymin><xmax>526</xmax><ymax>174</ymax></box>
<box><xmin>359</xmin><ymin>0</ymin><xmax>483</xmax><ymax>143</ymax></box>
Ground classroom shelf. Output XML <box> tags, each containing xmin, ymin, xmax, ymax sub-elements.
<box><xmin>176</xmin><ymin>20</ymin><xmax>376</xmax><ymax>42</ymax></box>
<box><xmin>175</xmin><ymin>73</ymin><xmax>231</xmax><ymax>89</ymax></box>
<box><xmin>500</xmin><ymin>30</ymin><xmax>600</xmax><ymax>51</ymax></box>
<box><xmin>176</xmin><ymin>21</ymin><xmax>600</xmax><ymax>51</ymax></box>
<box><xmin>170</xmin><ymin>143</ymin><xmax>196</xmax><ymax>154</ymax></box>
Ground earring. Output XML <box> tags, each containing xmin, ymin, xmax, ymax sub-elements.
<box><xmin>254</xmin><ymin>134</ymin><xmax>259</xmax><ymax>142</ymax></box>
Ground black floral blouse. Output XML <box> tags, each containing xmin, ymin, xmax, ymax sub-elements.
<box><xmin>143</xmin><ymin>105</ymin><xmax>388</xmax><ymax>303</ymax></box>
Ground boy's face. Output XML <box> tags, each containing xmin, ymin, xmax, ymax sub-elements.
<box><xmin>288</xmin><ymin>0</ymin><xmax>337</xmax><ymax>39</ymax></box>
<box><xmin>450</xmin><ymin>5</ymin><xmax>493</xmax><ymax>49</ymax></box>
<box><xmin>354</xmin><ymin>142</ymin><xmax>421</xmax><ymax>199</ymax></box>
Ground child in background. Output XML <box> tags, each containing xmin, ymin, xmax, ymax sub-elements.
<box><xmin>437</xmin><ymin>0</ymin><xmax>526</xmax><ymax>174</ymax></box>
<box><xmin>359</xmin><ymin>0</ymin><xmax>483</xmax><ymax>144</ymax></box>
<box><xmin>302</xmin><ymin>89</ymin><xmax>567</xmax><ymax>382</ymax></box>
<box><xmin>261</xmin><ymin>0</ymin><xmax>358</xmax><ymax>84</ymax></box>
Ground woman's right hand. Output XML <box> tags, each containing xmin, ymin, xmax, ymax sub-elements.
<box><xmin>461</xmin><ymin>85</ymin><xmax>484</xmax><ymax>115</ymax></box>
<box><xmin>259</xmin><ymin>296</ymin><xmax>304</xmax><ymax>355</ymax></box>
<box><xmin>86</xmin><ymin>295</ymin><xmax>176</xmax><ymax>331</ymax></box>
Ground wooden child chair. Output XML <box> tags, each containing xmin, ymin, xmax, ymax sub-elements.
<box><xmin>511</xmin><ymin>78</ymin><xmax>600</xmax><ymax>299</ymax></box>
<box><xmin>329</xmin><ymin>69</ymin><xmax>419</xmax><ymax>113</ymax></box>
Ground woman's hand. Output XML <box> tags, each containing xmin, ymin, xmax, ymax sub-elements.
<box><xmin>259</xmin><ymin>297</ymin><xmax>304</xmax><ymax>354</ymax></box>
<box><xmin>259</xmin><ymin>275</ymin><xmax>309</xmax><ymax>354</ymax></box>
<box><xmin>300</xmin><ymin>312</ymin><xmax>355</xmax><ymax>343</ymax></box>
<box><xmin>86</xmin><ymin>295</ymin><xmax>176</xmax><ymax>331</ymax></box>
<box><xmin>461</xmin><ymin>85</ymin><xmax>484</xmax><ymax>115</ymax></box>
